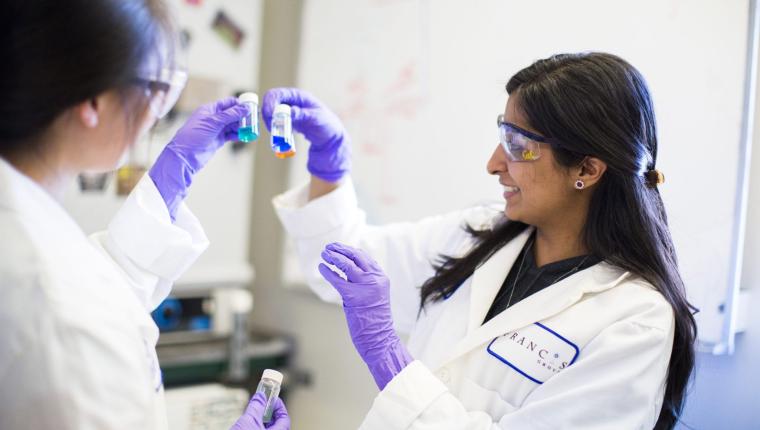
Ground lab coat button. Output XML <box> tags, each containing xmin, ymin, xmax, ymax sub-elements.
<box><xmin>437</xmin><ymin>368</ymin><xmax>450</xmax><ymax>383</ymax></box>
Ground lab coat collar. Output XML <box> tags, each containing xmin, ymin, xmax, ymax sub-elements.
<box><xmin>442</xmin><ymin>228</ymin><xmax>631</xmax><ymax>368</ymax></box>
<box><xmin>466</xmin><ymin>227</ymin><xmax>533</xmax><ymax>334</ymax></box>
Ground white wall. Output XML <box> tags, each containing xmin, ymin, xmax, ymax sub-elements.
<box><xmin>677</xmin><ymin>54</ymin><xmax>760</xmax><ymax>429</ymax></box>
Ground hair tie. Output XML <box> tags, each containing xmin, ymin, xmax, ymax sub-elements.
<box><xmin>645</xmin><ymin>169</ymin><xmax>665</xmax><ymax>188</ymax></box>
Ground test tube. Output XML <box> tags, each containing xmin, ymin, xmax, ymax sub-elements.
<box><xmin>256</xmin><ymin>369</ymin><xmax>283</xmax><ymax>424</ymax></box>
<box><xmin>270</xmin><ymin>104</ymin><xmax>296</xmax><ymax>158</ymax></box>
<box><xmin>237</xmin><ymin>92</ymin><xmax>259</xmax><ymax>143</ymax></box>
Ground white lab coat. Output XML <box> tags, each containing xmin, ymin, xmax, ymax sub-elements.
<box><xmin>274</xmin><ymin>178</ymin><xmax>674</xmax><ymax>430</ymax></box>
<box><xmin>0</xmin><ymin>158</ymin><xmax>208</xmax><ymax>429</ymax></box>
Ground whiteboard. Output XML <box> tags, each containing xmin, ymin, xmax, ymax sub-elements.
<box><xmin>284</xmin><ymin>0</ymin><xmax>753</xmax><ymax>349</ymax></box>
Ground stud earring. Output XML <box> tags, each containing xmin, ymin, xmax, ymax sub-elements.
<box><xmin>574</xmin><ymin>179</ymin><xmax>585</xmax><ymax>190</ymax></box>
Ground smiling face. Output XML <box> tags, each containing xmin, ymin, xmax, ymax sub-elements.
<box><xmin>487</xmin><ymin>95</ymin><xmax>588</xmax><ymax>229</ymax></box>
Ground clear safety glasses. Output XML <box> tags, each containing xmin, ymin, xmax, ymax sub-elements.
<box><xmin>497</xmin><ymin>114</ymin><xmax>556</xmax><ymax>162</ymax></box>
<box><xmin>134</xmin><ymin>68</ymin><xmax>188</xmax><ymax>119</ymax></box>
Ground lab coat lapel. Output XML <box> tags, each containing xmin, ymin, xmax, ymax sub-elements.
<box><xmin>442</xmin><ymin>260</ymin><xmax>632</xmax><ymax>368</ymax></box>
<box><xmin>466</xmin><ymin>228</ymin><xmax>533</xmax><ymax>335</ymax></box>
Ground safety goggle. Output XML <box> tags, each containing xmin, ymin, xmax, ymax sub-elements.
<box><xmin>497</xmin><ymin>114</ymin><xmax>556</xmax><ymax>162</ymax></box>
<box><xmin>134</xmin><ymin>68</ymin><xmax>188</xmax><ymax>118</ymax></box>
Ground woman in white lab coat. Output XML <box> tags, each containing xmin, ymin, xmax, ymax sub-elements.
<box><xmin>0</xmin><ymin>1</ymin><xmax>288</xmax><ymax>429</ymax></box>
<box><xmin>265</xmin><ymin>52</ymin><xmax>696</xmax><ymax>429</ymax></box>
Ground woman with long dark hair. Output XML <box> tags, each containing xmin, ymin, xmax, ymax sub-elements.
<box><xmin>268</xmin><ymin>52</ymin><xmax>696</xmax><ymax>429</ymax></box>
<box><xmin>0</xmin><ymin>1</ymin><xmax>288</xmax><ymax>428</ymax></box>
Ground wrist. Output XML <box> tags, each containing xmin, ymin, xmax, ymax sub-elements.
<box><xmin>308</xmin><ymin>175</ymin><xmax>342</xmax><ymax>201</ymax></box>
<box><xmin>149</xmin><ymin>147</ymin><xmax>194</xmax><ymax>221</ymax></box>
<box><xmin>307</xmin><ymin>133</ymin><xmax>350</xmax><ymax>182</ymax></box>
<box><xmin>366</xmin><ymin>338</ymin><xmax>414</xmax><ymax>390</ymax></box>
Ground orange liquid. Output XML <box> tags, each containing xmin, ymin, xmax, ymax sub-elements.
<box><xmin>275</xmin><ymin>149</ymin><xmax>296</xmax><ymax>159</ymax></box>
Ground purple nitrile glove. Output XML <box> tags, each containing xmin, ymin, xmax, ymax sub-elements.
<box><xmin>318</xmin><ymin>242</ymin><xmax>414</xmax><ymax>390</ymax></box>
<box><xmin>149</xmin><ymin>96</ymin><xmax>249</xmax><ymax>221</ymax></box>
<box><xmin>230</xmin><ymin>393</ymin><xmax>290</xmax><ymax>430</ymax></box>
<box><xmin>261</xmin><ymin>88</ymin><xmax>350</xmax><ymax>183</ymax></box>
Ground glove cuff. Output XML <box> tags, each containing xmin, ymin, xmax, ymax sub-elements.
<box><xmin>148</xmin><ymin>147</ymin><xmax>194</xmax><ymax>221</ymax></box>
<box><xmin>366</xmin><ymin>338</ymin><xmax>414</xmax><ymax>391</ymax></box>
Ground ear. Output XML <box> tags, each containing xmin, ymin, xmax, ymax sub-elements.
<box><xmin>76</xmin><ymin>98</ymin><xmax>99</xmax><ymax>128</ymax></box>
<box><xmin>575</xmin><ymin>156</ymin><xmax>607</xmax><ymax>188</ymax></box>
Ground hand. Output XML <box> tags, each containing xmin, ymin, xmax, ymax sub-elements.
<box><xmin>149</xmin><ymin>96</ymin><xmax>248</xmax><ymax>220</ymax></box>
<box><xmin>262</xmin><ymin>88</ymin><xmax>350</xmax><ymax>182</ymax></box>
<box><xmin>230</xmin><ymin>393</ymin><xmax>290</xmax><ymax>430</ymax></box>
<box><xmin>319</xmin><ymin>242</ymin><xmax>413</xmax><ymax>390</ymax></box>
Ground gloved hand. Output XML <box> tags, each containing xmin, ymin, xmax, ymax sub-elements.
<box><xmin>149</xmin><ymin>96</ymin><xmax>248</xmax><ymax>221</ymax></box>
<box><xmin>230</xmin><ymin>393</ymin><xmax>290</xmax><ymax>430</ymax></box>
<box><xmin>318</xmin><ymin>242</ymin><xmax>413</xmax><ymax>390</ymax></box>
<box><xmin>262</xmin><ymin>88</ymin><xmax>350</xmax><ymax>182</ymax></box>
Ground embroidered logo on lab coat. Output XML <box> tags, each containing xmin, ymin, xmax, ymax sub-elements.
<box><xmin>487</xmin><ymin>322</ymin><xmax>579</xmax><ymax>384</ymax></box>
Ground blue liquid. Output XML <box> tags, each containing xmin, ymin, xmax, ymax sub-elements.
<box><xmin>238</xmin><ymin>126</ymin><xmax>258</xmax><ymax>143</ymax></box>
<box><xmin>272</xmin><ymin>135</ymin><xmax>293</xmax><ymax>152</ymax></box>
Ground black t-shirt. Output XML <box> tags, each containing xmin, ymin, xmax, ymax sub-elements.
<box><xmin>483</xmin><ymin>235</ymin><xmax>602</xmax><ymax>324</ymax></box>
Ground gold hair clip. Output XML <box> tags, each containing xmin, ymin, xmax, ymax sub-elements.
<box><xmin>645</xmin><ymin>169</ymin><xmax>665</xmax><ymax>187</ymax></box>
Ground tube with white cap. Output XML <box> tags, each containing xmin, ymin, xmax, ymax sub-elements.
<box><xmin>237</xmin><ymin>92</ymin><xmax>259</xmax><ymax>142</ymax></box>
<box><xmin>256</xmin><ymin>369</ymin><xmax>283</xmax><ymax>424</ymax></box>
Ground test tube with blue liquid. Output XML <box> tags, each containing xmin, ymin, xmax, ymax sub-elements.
<box><xmin>270</xmin><ymin>104</ymin><xmax>296</xmax><ymax>158</ymax></box>
<box><xmin>237</xmin><ymin>92</ymin><xmax>259</xmax><ymax>143</ymax></box>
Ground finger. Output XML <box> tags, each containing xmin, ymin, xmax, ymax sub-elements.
<box><xmin>263</xmin><ymin>87</ymin><xmax>319</xmax><ymax>112</ymax></box>
<box><xmin>289</xmin><ymin>105</ymin><xmax>320</xmax><ymax>132</ymax></box>
<box><xmin>321</xmin><ymin>248</ymin><xmax>363</xmax><ymax>280</ymax></box>
<box><xmin>262</xmin><ymin>87</ymin><xmax>320</xmax><ymax>124</ymax></box>
<box><xmin>286</xmin><ymin>105</ymin><xmax>332</xmax><ymax>139</ymax></box>
<box><xmin>222</xmin><ymin>128</ymin><xmax>239</xmax><ymax>143</ymax></box>
<box><xmin>244</xmin><ymin>392</ymin><xmax>267</xmax><ymax>415</ymax></box>
<box><xmin>318</xmin><ymin>263</ymin><xmax>349</xmax><ymax>294</ymax></box>
<box><xmin>215</xmin><ymin>121</ymin><xmax>239</xmax><ymax>144</ymax></box>
<box><xmin>224</xmin><ymin>120</ymin><xmax>241</xmax><ymax>138</ymax></box>
<box><xmin>231</xmin><ymin>392</ymin><xmax>266</xmax><ymax>429</ymax></box>
<box><xmin>261</xmin><ymin>89</ymin><xmax>285</xmax><ymax>124</ymax></box>
<box><xmin>325</xmin><ymin>242</ymin><xmax>373</xmax><ymax>272</ymax></box>
<box><xmin>214</xmin><ymin>104</ymin><xmax>249</xmax><ymax>127</ymax></box>
<box><xmin>357</xmin><ymin>248</ymin><xmax>384</xmax><ymax>272</ymax></box>
<box><xmin>265</xmin><ymin>398</ymin><xmax>290</xmax><ymax>430</ymax></box>
<box><xmin>213</xmin><ymin>96</ymin><xmax>239</xmax><ymax>112</ymax></box>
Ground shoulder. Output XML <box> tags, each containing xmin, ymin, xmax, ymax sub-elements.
<box><xmin>403</xmin><ymin>202</ymin><xmax>505</xmax><ymax>258</ymax></box>
<box><xmin>594</xmin><ymin>263</ymin><xmax>675</xmax><ymax>333</ymax></box>
<box><xmin>459</xmin><ymin>201</ymin><xmax>505</xmax><ymax>230</ymax></box>
<box><xmin>0</xmin><ymin>205</ymin><xmax>92</xmax><ymax>289</ymax></box>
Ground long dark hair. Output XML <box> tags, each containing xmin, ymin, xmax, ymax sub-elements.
<box><xmin>0</xmin><ymin>0</ymin><xmax>176</xmax><ymax>155</ymax></box>
<box><xmin>420</xmin><ymin>52</ymin><xmax>696</xmax><ymax>430</ymax></box>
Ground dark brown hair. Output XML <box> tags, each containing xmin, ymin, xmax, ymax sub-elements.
<box><xmin>0</xmin><ymin>0</ymin><xmax>176</xmax><ymax>154</ymax></box>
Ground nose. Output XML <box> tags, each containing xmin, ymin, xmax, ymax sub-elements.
<box><xmin>487</xmin><ymin>143</ymin><xmax>507</xmax><ymax>176</ymax></box>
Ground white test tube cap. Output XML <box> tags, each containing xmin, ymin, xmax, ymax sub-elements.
<box><xmin>274</xmin><ymin>104</ymin><xmax>291</xmax><ymax>115</ymax></box>
<box><xmin>262</xmin><ymin>369</ymin><xmax>283</xmax><ymax>384</ymax></box>
<box><xmin>238</xmin><ymin>92</ymin><xmax>259</xmax><ymax>104</ymax></box>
